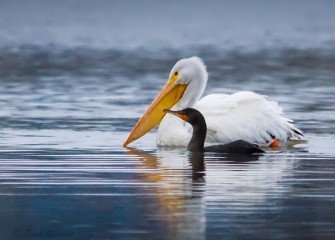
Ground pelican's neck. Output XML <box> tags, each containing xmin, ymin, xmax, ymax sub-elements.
<box><xmin>174</xmin><ymin>74</ymin><xmax>207</xmax><ymax>110</ymax></box>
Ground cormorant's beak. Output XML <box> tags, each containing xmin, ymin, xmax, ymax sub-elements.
<box><xmin>163</xmin><ymin>109</ymin><xmax>189</xmax><ymax>122</ymax></box>
<box><xmin>123</xmin><ymin>73</ymin><xmax>187</xmax><ymax>147</ymax></box>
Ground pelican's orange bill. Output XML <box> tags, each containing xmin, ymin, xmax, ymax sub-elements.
<box><xmin>123</xmin><ymin>75</ymin><xmax>187</xmax><ymax>147</ymax></box>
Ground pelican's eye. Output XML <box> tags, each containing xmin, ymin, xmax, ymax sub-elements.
<box><xmin>170</xmin><ymin>71</ymin><xmax>179</xmax><ymax>83</ymax></box>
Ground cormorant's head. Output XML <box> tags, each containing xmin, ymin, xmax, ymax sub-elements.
<box><xmin>163</xmin><ymin>108</ymin><xmax>205</xmax><ymax>126</ymax></box>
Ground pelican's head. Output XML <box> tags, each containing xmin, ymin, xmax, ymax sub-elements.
<box><xmin>167</xmin><ymin>57</ymin><xmax>208</xmax><ymax>108</ymax></box>
<box><xmin>123</xmin><ymin>56</ymin><xmax>208</xmax><ymax>147</ymax></box>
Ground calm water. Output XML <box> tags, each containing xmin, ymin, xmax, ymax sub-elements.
<box><xmin>1</xmin><ymin>1</ymin><xmax>335</xmax><ymax>240</ymax></box>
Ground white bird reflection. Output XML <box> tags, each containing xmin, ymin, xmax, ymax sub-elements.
<box><xmin>126</xmin><ymin>146</ymin><xmax>300</xmax><ymax>239</ymax></box>
<box><xmin>126</xmin><ymin>146</ymin><xmax>303</xmax><ymax>238</ymax></box>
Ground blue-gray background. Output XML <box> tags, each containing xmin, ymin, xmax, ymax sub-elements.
<box><xmin>1</xmin><ymin>0</ymin><xmax>335</xmax><ymax>50</ymax></box>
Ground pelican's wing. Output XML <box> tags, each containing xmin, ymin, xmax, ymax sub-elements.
<box><xmin>194</xmin><ymin>91</ymin><xmax>304</xmax><ymax>145</ymax></box>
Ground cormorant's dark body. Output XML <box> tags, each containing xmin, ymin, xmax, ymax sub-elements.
<box><xmin>164</xmin><ymin>108</ymin><xmax>265</xmax><ymax>154</ymax></box>
<box><xmin>204</xmin><ymin>139</ymin><xmax>264</xmax><ymax>154</ymax></box>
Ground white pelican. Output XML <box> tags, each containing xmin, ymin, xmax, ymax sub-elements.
<box><xmin>123</xmin><ymin>56</ymin><xmax>305</xmax><ymax>147</ymax></box>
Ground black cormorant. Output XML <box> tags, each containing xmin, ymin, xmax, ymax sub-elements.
<box><xmin>164</xmin><ymin>108</ymin><xmax>265</xmax><ymax>154</ymax></box>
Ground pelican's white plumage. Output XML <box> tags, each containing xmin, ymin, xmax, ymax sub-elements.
<box><xmin>124</xmin><ymin>56</ymin><xmax>304</xmax><ymax>147</ymax></box>
<box><xmin>156</xmin><ymin>57</ymin><xmax>304</xmax><ymax>147</ymax></box>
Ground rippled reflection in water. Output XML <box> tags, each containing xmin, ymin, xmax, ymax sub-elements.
<box><xmin>1</xmin><ymin>145</ymin><xmax>334</xmax><ymax>239</ymax></box>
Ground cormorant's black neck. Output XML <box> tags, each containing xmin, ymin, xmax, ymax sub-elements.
<box><xmin>187</xmin><ymin>112</ymin><xmax>207</xmax><ymax>152</ymax></box>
